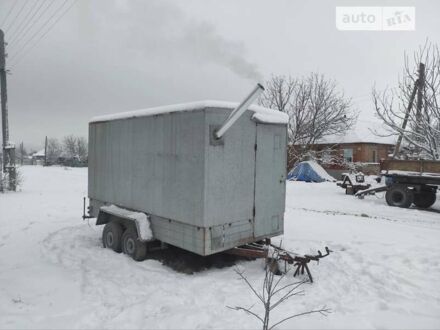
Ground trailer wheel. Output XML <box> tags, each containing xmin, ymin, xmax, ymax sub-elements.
<box><xmin>385</xmin><ymin>185</ymin><xmax>413</xmax><ymax>208</ymax></box>
<box><xmin>102</xmin><ymin>221</ymin><xmax>123</xmax><ymax>253</ymax></box>
<box><xmin>413</xmin><ymin>191</ymin><xmax>437</xmax><ymax>208</ymax></box>
<box><xmin>122</xmin><ymin>227</ymin><xmax>147</xmax><ymax>261</ymax></box>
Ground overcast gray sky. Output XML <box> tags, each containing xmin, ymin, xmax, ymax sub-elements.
<box><xmin>1</xmin><ymin>0</ymin><xmax>439</xmax><ymax>150</ymax></box>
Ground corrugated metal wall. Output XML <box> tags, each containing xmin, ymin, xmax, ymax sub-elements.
<box><xmin>89</xmin><ymin>111</ymin><xmax>206</xmax><ymax>225</ymax></box>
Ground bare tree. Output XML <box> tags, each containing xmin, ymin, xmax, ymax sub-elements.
<box><xmin>62</xmin><ymin>135</ymin><xmax>88</xmax><ymax>161</ymax></box>
<box><xmin>259</xmin><ymin>74</ymin><xmax>357</xmax><ymax>168</ymax></box>
<box><xmin>63</xmin><ymin>135</ymin><xmax>78</xmax><ymax>159</ymax></box>
<box><xmin>228</xmin><ymin>250</ymin><xmax>330</xmax><ymax>330</ymax></box>
<box><xmin>76</xmin><ymin>137</ymin><xmax>88</xmax><ymax>162</ymax></box>
<box><xmin>46</xmin><ymin>138</ymin><xmax>62</xmax><ymax>164</ymax></box>
<box><xmin>373</xmin><ymin>41</ymin><xmax>440</xmax><ymax>160</ymax></box>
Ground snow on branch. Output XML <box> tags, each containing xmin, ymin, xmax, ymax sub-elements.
<box><xmin>373</xmin><ymin>41</ymin><xmax>440</xmax><ymax>160</ymax></box>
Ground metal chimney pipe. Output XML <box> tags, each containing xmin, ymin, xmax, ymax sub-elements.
<box><xmin>214</xmin><ymin>83</ymin><xmax>265</xmax><ymax>139</ymax></box>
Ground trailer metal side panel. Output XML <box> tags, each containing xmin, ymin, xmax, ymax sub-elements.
<box><xmin>203</xmin><ymin>109</ymin><xmax>256</xmax><ymax>227</ymax></box>
<box><xmin>149</xmin><ymin>215</ymin><xmax>207</xmax><ymax>255</ymax></box>
<box><xmin>89</xmin><ymin>111</ymin><xmax>206</xmax><ymax>226</ymax></box>
<box><xmin>209</xmin><ymin>219</ymin><xmax>254</xmax><ymax>253</ymax></box>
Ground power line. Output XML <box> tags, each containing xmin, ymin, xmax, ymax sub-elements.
<box><xmin>0</xmin><ymin>0</ymin><xmax>19</xmax><ymax>29</ymax></box>
<box><xmin>9</xmin><ymin>0</ymin><xmax>70</xmax><ymax>61</ymax></box>
<box><xmin>9</xmin><ymin>0</ymin><xmax>78</xmax><ymax>68</ymax></box>
<box><xmin>4</xmin><ymin>1</ymin><xmax>28</xmax><ymax>34</ymax></box>
<box><xmin>7</xmin><ymin>0</ymin><xmax>41</xmax><ymax>43</ymax></box>
<box><xmin>9</xmin><ymin>0</ymin><xmax>55</xmax><ymax>50</ymax></box>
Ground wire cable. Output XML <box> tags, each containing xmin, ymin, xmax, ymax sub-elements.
<box><xmin>9</xmin><ymin>0</ymin><xmax>70</xmax><ymax>62</ymax></box>
<box><xmin>4</xmin><ymin>1</ymin><xmax>28</xmax><ymax>34</ymax></box>
<box><xmin>0</xmin><ymin>0</ymin><xmax>19</xmax><ymax>29</ymax></box>
<box><xmin>7</xmin><ymin>0</ymin><xmax>41</xmax><ymax>43</ymax></box>
<box><xmin>9</xmin><ymin>0</ymin><xmax>78</xmax><ymax>68</ymax></box>
<box><xmin>9</xmin><ymin>0</ymin><xmax>55</xmax><ymax>51</ymax></box>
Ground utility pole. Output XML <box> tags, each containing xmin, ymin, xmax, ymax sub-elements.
<box><xmin>416</xmin><ymin>62</ymin><xmax>425</xmax><ymax>122</ymax></box>
<box><xmin>392</xmin><ymin>84</ymin><xmax>417</xmax><ymax>159</ymax></box>
<box><xmin>44</xmin><ymin>136</ymin><xmax>48</xmax><ymax>166</ymax></box>
<box><xmin>415</xmin><ymin>63</ymin><xmax>425</xmax><ymax>157</ymax></box>
<box><xmin>392</xmin><ymin>62</ymin><xmax>426</xmax><ymax>159</ymax></box>
<box><xmin>0</xmin><ymin>29</ymin><xmax>16</xmax><ymax>191</ymax></box>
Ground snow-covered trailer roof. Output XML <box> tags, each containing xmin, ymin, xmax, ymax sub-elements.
<box><xmin>90</xmin><ymin>100</ymin><xmax>289</xmax><ymax>125</ymax></box>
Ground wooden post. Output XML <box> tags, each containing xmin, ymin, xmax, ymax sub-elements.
<box><xmin>20</xmin><ymin>142</ymin><xmax>24</xmax><ymax>165</ymax></box>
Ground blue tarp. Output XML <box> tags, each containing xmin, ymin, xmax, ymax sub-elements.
<box><xmin>287</xmin><ymin>161</ymin><xmax>328</xmax><ymax>182</ymax></box>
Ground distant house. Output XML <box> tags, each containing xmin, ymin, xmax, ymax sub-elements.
<box><xmin>31</xmin><ymin>149</ymin><xmax>45</xmax><ymax>164</ymax></box>
<box><xmin>30</xmin><ymin>149</ymin><xmax>86</xmax><ymax>167</ymax></box>
<box><xmin>312</xmin><ymin>130</ymin><xmax>394</xmax><ymax>164</ymax></box>
<box><xmin>291</xmin><ymin>123</ymin><xmax>395</xmax><ymax>177</ymax></box>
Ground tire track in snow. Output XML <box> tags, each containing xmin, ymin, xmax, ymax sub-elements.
<box><xmin>288</xmin><ymin>207</ymin><xmax>440</xmax><ymax>229</ymax></box>
<box><xmin>39</xmin><ymin>225</ymin><xmax>226</xmax><ymax>328</ymax></box>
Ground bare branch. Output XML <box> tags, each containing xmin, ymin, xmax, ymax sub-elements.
<box><xmin>373</xmin><ymin>40</ymin><xmax>440</xmax><ymax>160</ymax></box>
<box><xmin>230</xmin><ymin>251</ymin><xmax>328</xmax><ymax>330</ymax></box>
<box><xmin>259</xmin><ymin>73</ymin><xmax>357</xmax><ymax>168</ymax></box>
<box><xmin>234</xmin><ymin>269</ymin><xmax>264</xmax><ymax>304</ymax></box>
<box><xmin>227</xmin><ymin>305</ymin><xmax>264</xmax><ymax>323</ymax></box>
<box><xmin>269</xmin><ymin>307</ymin><xmax>332</xmax><ymax>330</ymax></box>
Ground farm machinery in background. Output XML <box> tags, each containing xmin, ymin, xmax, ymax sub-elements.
<box><xmin>337</xmin><ymin>160</ymin><xmax>439</xmax><ymax>209</ymax></box>
<box><xmin>355</xmin><ymin>160</ymin><xmax>439</xmax><ymax>209</ymax></box>
<box><xmin>339</xmin><ymin>61</ymin><xmax>440</xmax><ymax>209</ymax></box>
<box><xmin>337</xmin><ymin>172</ymin><xmax>371</xmax><ymax>195</ymax></box>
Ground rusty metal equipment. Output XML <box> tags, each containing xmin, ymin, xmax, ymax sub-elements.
<box><xmin>226</xmin><ymin>242</ymin><xmax>332</xmax><ymax>283</ymax></box>
<box><xmin>274</xmin><ymin>245</ymin><xmax>332</xmax><ymax>283</ymax></box>
<box><xmin>225</xmin><ymin>242</ymin><xmax>269</xmax><ymax>259</ymax></box>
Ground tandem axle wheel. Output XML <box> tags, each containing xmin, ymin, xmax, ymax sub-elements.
<box><xmin>102</xmin><ymin>220</ymin><xmax>147</xmax><ymax>261</ymax></box>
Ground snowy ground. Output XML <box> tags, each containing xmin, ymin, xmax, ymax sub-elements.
<box><xmin>1</xmin><ymin>166</ymin><xmax>439</xmax><ymax>329</ymax></box>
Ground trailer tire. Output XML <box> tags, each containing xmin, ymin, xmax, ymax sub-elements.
<box><xmin>102</xmin><ymin>221</ymin><xmax>123</xmax><ymax>253</ymax></box>
<box><xmin>122</xmin><ymin>227</ymin><xmax>147</xmax><ymax>261</ymax></box>
<box><xmin>385</xmin><ymin>185</ymin><xmax>413</xmax><ymax>208</ymax></box>
<box><xmin>413</xmin><ymin>191</ymin><xmax>437</xmax><ymax>208</ymax></box>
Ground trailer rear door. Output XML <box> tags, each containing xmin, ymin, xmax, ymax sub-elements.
<box><xmin>253</xmin><ymin>123</ymin><xmax>286</xmax><ymax>238</ymax></box>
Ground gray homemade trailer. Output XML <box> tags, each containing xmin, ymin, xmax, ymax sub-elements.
<box><xmin>87</xmin><ymin>87</ymin><xmax>288</xmax><ymax>259</ymax></box>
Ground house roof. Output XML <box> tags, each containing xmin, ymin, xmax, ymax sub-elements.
<box><xmin>32</xmin><ymin>149</ymin><xmax>45</xmax><ymax>157</ymax></box>
<box><xmin>314</xmin><ymin>120</ymin><xmax>396</xmax><ymax>146</ymax></box>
